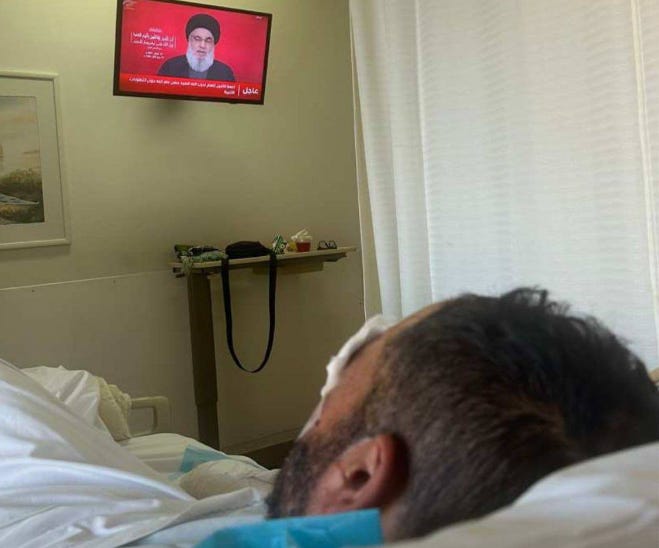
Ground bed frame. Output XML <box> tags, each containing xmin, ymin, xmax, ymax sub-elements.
<box><xmin>130</xmin><ymin>396</ymin><xmax>171</xmax><ymax>436</ymax></box>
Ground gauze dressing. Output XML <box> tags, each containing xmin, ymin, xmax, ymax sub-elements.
<box><xmin>299</xmin><ymin>315</ymin><xmax>392</xmax><ymax>438</ymax></box>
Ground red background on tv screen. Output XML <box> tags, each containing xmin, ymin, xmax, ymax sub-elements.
<box><xmin>119</xmin><ymin>0</ymin><xmax>269</xmax><ymax>84</ymax></box>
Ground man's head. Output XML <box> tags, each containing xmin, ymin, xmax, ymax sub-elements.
<box><xmin>185</xmin><ymin>14</ymin><xmax>220</xmax><ymax>72</ymax></box>
<box><xmin>267</xmin><ymin>288</ymin><xmax>659</xmax><ymax>540</ymax></box>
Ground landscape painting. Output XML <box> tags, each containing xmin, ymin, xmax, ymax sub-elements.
<box><xmin>0</xmin><ymin>72</ymin><xmax>68</xmax><ymax>250</ymax></box>
<box><xmin>0</xmin><ymin>96</ymin><xmax>45</xmax><ymax>225</ymax></box>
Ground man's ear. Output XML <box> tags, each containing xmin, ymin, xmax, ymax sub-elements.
<box><xmin>306</xmin><ymin>434</ymin><xmax>406</xmax><ymax>515</ymax></box>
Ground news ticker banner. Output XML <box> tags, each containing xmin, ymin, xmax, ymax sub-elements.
<box><xmin>119</xmin><ymin>73</ymin><xmax>263</xmax><ymax>101</ymax></box>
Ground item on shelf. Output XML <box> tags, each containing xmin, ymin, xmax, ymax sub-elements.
<box><xmin>290</xmin><ymin>228</ymin><xmax>313</xmax><ymax>252</ymax></box>
<box><xmin>271</xmin><ymin>234</ymin><xmax>287</xmax><ymax>255</ymax></box>
<box><xmin>317</xmin><ymin>240</ymin><xmax>338</xmax><ymax>250</ymax></box>
<box><xmin>174</xmin><ymin>244</ymin><xmax>227</xmax><ymax>276</ymax></box>
<box><xmin>224</xmin><ymin>241</ymin><xmax>271</xmax><ymax>259</ymax></box>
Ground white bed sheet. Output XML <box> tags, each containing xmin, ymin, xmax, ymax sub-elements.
<box><xmin>0</xmin><ymin>358</ymin><xmax>267</xmax><ymax>548</ymax></box>
<box><xmin>119</xmin><ymin>433</ymin><xmax>213</xmax><ymax>475</ymax></box>
<box><xmin>119</xmin><ymin>433</ymin><xmax>265</xmax><ymax>476</ymax></box>
<box><xmin>120</xmin><ymin>432</ymin><xmax>278</xmax><ymax>502</ymax></box>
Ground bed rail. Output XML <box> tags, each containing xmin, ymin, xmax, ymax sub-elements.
<box><xmin>130</xmin><ymin>396</ymin><xmax>171</xmax><ymax>436</ymax></box>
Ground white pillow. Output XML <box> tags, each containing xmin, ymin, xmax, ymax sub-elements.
<box><xmin>395</xmin><ymin>441</ymin><xmax>659</xmax><ymax>548</ymax></box>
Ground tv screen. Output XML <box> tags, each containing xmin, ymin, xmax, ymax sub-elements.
<box><xmin>113</xmin><ymin>0</ymin><xmax>272</xmax><ymax>104</ymax></box>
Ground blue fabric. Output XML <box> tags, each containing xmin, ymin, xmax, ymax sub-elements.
<box><xmin>179</xmin><ymin>445</ymin><xmax>264</xmax><ymax>473</ymax></box>
<box><xmin>194</xmin><ymin>509</ymin><xmax>383</xmax><ymax>548</ymax></box>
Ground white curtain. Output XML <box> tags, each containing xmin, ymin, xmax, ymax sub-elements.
<box><xmin>351</xmin><ymin>0</ymin><xmax>659</xmax><ymax>367</ymax></box>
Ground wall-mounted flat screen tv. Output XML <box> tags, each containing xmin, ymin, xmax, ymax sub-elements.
<box><xmin>113</xmin><ymin>0</ymin><xmax>272</xmax><ymax>104</ymax></box>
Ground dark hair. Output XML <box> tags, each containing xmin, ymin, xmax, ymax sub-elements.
<box><xmin>371</xmin><ymin>288</ymin><xmax>659</xmax><ymax>539</ymax></box>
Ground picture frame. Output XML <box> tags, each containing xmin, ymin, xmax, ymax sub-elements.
<box><xmin>0</xmin><ymin>71</ymin><xmax>69</xmax><ymax>249</ymax></box>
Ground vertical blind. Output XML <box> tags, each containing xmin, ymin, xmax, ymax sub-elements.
<box><xmin>351</xmin><ymin>0</ymin><xmax>659</xmax><ymax>367</ymax></box>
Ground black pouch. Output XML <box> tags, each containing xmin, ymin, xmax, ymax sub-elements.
<box><xmin>221</xmin><ymin>241</ymin><xmax>277</xmax><ymax>373</ymax></box>
<box><xmin>225</xmin><ymin>241</ymin><xmax>271</xmax><ymax>259</ymax></box>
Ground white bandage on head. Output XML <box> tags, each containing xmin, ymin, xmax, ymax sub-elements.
<box><xmin>320</xmin><ymin>314</ymin><xmax>392</xmax><ymax>399</ymax></box>
<box><xmin>298</xmin><ymin>315</ymin><xmax>393</xmax><ymax>438</ymax></box>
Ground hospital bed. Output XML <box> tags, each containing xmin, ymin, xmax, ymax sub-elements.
<box><xmin>0</xmin><ymin>357</ymin><xmax>657</xmax><ymax>547</ymax></box>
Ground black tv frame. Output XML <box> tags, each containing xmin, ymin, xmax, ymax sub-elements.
<box><xmin>113</xmin><ymin>0</ymin><xmax>273</xmax><ymax>105</ymax></box>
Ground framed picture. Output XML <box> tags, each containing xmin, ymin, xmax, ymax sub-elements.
<box><xmin>0</xmin><ymin>71</ymin><xmax>69</xmax><ymax>249</ymax></box>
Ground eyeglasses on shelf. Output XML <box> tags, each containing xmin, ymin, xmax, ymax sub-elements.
<box><xmin>317</xmin><ymin>240</ymin><xmax>337</xmax><ymax>250</ymax></box>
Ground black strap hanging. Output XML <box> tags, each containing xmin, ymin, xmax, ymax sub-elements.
<box><xmin>220</xmin><ymin>251</ymin><xmax>277</xmax><ymax>373</ymax></box>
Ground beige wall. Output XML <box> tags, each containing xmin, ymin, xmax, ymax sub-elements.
<box><xmin>0</xmin><ymin>0</ymin><xmax>364</xmax><ymax>451</ymax></box>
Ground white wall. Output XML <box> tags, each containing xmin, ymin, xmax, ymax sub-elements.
<box><xmin>0</xmin><ymin>0</ymin><xmax>364</xmax><ymax>451</ymax></box>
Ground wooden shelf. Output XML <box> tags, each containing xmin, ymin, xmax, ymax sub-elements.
<box><xmin>172</xmin><ymin>246</ymin><xmax>356</xmax><ymax>275</ymax></box>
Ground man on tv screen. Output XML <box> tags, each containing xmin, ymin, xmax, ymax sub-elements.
<box><xmin>158</xmin><ymin>13</ymin><xmax>235</xmax><ymax>82</ymax></box>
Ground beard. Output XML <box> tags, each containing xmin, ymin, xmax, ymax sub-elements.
<box><xmin>266</xmin><ymin>438</ymin><xmax>318</xmax><ymax>518</ymax></box>
<box><xmin>266</xmin><ymin>407</ymin><xmax>368</xmax><ymax>518</ymax></box>
<box><xmin>186</xmin><ymin>44</ymin><xmax>215</xmax><ymax>72</ymax></box>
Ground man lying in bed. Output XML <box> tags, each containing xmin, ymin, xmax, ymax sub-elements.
<box><xmin>1</xmin><ymin>287</ymin><xmax>657</xmax><ymax>546</ymax></box>
<box><xmin>266</xmin><ymin>287</ymin><xmax>659</xmax><ymax>542</ymax></box>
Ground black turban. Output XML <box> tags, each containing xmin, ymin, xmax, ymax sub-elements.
<box><xmin>186</xmin><ymin>13</ymin><xmax>220</xmax><ymax>43</ymax></box>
